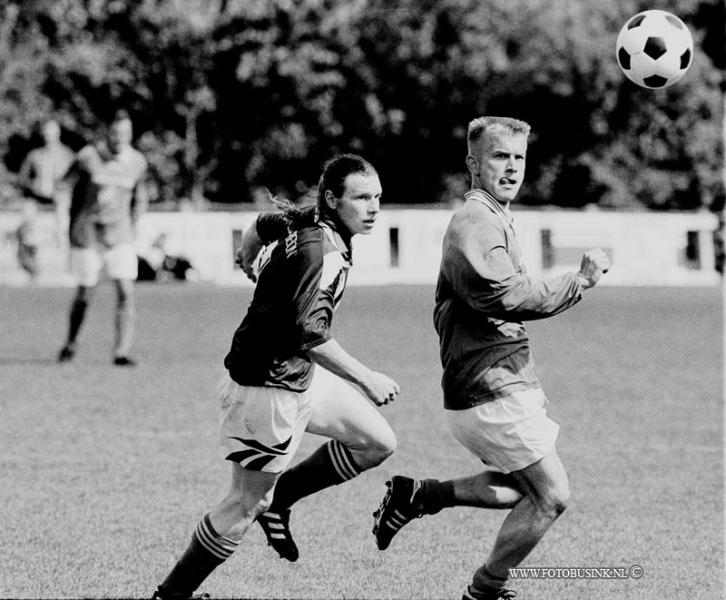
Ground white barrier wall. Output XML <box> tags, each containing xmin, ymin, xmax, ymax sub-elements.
<box><xmin>0</xmin><ymin>208</ymin><xmax>720</xmax><ymax>287</ymax></box>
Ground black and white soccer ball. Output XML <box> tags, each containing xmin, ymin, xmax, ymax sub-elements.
<box><xmin>616</xmin><ymin>10</ymin><xmax>694</xmax><ymax>89</ymax></box>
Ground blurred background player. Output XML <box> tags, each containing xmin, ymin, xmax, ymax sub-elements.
<box><xmin>372</xmin><ymin>116</ymin><xmax>610</xmax><ymax>600</ymax></box>
<box><xmin>15</xmin><ymin>200</ymin><xmax>41</xmax><ymax>280</ymax></box>
<box><xmin>152</xmin><ymin>154</ymin><xmax>400</xmax><ymax>600</ymax></box>
<box><xmin>57</xmin><ymin>110</ymin><xmax>148</xmax><ymax>366</ymax></box>
<box><xmin>18</xmin><ymin>118</ymin><xmax>74</xmax><ymax>247</ymax></box>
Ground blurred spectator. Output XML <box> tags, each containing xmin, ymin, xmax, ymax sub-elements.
<box><xmin>18</xmin><ymin>119</ymin><xmax>74</xmax><ymax>245</ymax></box>
<box><xmin>137</xmin><ymin>232</ymin><xmax>198</xmax><ymax>282</ymax></box>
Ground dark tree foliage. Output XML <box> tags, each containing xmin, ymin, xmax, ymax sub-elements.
<box><xmin>0</xmin><ymin>0</ymin><xmax>723</xmax><ymax>210</ymax></box>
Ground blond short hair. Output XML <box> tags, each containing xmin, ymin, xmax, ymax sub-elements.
<box><xmin>467</xmin><ymin>116</ymin><xmax>531</xmax><ymax>154</ymax></box>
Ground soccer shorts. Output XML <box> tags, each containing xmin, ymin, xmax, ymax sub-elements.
<box><xmin>218</xmin><ymin>367</ymin><xmax>337</xmax><ymax>473</ymax></box>
<box><xmin>70</xmin><ymin>244</ymin><xmax>138</xmax><ymax>286</ymax></box>
<box><xmin>446</xmin><ymin>387</ymin><xmax>560</xmax><ymax>474</ymax></box>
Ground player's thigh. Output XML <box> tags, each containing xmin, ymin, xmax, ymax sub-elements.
<box><xmin>512</xmin><ymin>446</ymin><xmax>570</xmax><ymax>508</ymax></box>
<box><xmin>447</xmin><ymin>387</ymin><xmax>559</xmax><ymax>474</ymax></box>
<box><xmin>218</xmin><ymin>370</ymin><xmax>313</xmax><ymax>473</ymax></box>
<box><xmin>70</xmin><ymin>247</ymin><xmax>102</xmax><ymax>287</ymax></box>
<box><xmin>211</xmin><ymin>461</ymin><xmax>280</xmax><ymax>536</ymax></box>
<box><xmin>104</xmin><ymin>243</ymin><xmax>138</xmax><ymax>282</ymax></box>
<box><xmin>305</xmin><ymin>367</ymin><xmax>395</xmax><ymax>453</ymax></box>
<box><xmin>228</xmin><ymin>461</ymin><xmax>279</xmax><ymax>507</ymax></box>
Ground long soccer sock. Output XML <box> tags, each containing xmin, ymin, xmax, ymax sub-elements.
<box><xmin>415</xmin><ymin>478</ymin><xmax>456</xmax><ymax>515</ymax></box>
<box><xmin>270</xmin><ymin>440</ymin><xmax>362</xmax><ymax>511</ymax></box>
<box><xmin>155</xmin><ymin>514</ymin><xmax>239</xmax><ymax>599</ymax></box>
<box><xmin>66</xmin><ymin>295</ymin><xmax>89</xmax><ymax>347</ymax></box>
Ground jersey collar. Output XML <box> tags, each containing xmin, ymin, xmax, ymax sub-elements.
<box><xmin>320</xmin><ymin>218</ymin><xmax>353</xmax><ymax>264</ymax></box>
<box><xmin>466</xmin><ymin>188</ymin><xmax>514</xmax><ymax>226</ymax></box>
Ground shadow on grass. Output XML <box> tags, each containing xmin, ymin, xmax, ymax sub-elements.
<box><xmin>0</xmin><ymin>356</ymin><xmax>58</xmax><ymax>365</ymax></box>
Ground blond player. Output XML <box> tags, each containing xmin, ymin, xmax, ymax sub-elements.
<box><xmin>373</xmin><ymin>116</ymin><xmax>610</xmax><ymax>600</ymax></box>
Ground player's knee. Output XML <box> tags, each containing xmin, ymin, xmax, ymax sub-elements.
<box><xmin>541</xmin><ymin>485</ymin><xmax>571</xmax><ymax>519</ymax></box>
<box><xmin>116</xmin><ymin>287</ymin><xmax>134</xmax><ymax>307</ymax></box>
<box><xmin>252</xmin><ymin>496</ymin><xmax>273</xmax><ymax>518</ymax></box>
<box><xmin>364</xmin><ymin>430</ymin><xmax>397</xmax><ymax>466</ymax></box>
<box><xmin>117</xmin><ymin>296</ymin><xmax>134</xmax><ymax>312</ymax></box>
<box><xmin>225</xmin><ymin>491</ymin><xmax>270</xmax><ymax>521</ymax></box>
<box><xmin>75</xmin><ymin>286</ymin><xmax>94</xmax><ymax>304</ymax></box>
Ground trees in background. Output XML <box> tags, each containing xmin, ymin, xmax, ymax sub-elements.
<box><xmin>0</xmin><ymin>0</ymin><xmax>723</xmax><ymax>210</ymax></box>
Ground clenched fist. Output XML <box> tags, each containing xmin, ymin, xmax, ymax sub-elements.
<box><xmin>577</xmin><ymin>248</ymin><xmax>611</xmax><ymax>289</ymax></box>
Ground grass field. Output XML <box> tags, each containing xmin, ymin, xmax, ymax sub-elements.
<box><xmin>0</xmin><ymin>283</ymin><xmax>723</xmax><ymax>600</ymax></box>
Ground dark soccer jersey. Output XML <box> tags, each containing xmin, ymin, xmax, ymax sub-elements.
<box><xmin>434</xmin><ymin>189</ymin><xmax>584</xmax><ymax>409</ymax></box>
<box><xmin>224</xmin><ymin>208</ymin><xmax>352</xmax><ymax>392</ymax></box>
<box><xmin>68</xmin><ymin>143</ymin><xmax>147</xmax><ymax>248</ymax></box>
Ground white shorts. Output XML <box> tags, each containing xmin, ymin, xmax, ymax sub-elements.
<box><xmin>446</xmin><ymin>388</ymin><xmax>559</xmax><ymax>474</ymax></box>
<box><xmin>70</xmin><ymin>244</ymin><xmax>138</xmax><ymax>286</ymax></box>
<box><xmin>218</xmin><ymin>367</ymin><xmax>337</xmax><ymax>473</ymax></box>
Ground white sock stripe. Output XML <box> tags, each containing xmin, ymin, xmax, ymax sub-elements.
<box><xmin>327</xmin><ymin>441</ymin><xmax>348</xmax><ymax>480</ymax></box>
<box><xmin>196</xmin><ymin>526</ymin><xmax>230</xmax><ymax>560</ymax></box>
<box><xmin>196</xmin><ymin>518</ymin><xmax>238</xmax><ymax>559</ymax></box>
<box><xmin>328</xmin><ymin>440</ymin><xmax>359</xmax><ymax>481</ymax></box>
<box><xmin>198</xmin><ymin>524</ymin><xmax>237</xmax><ymax>556</ymax></box>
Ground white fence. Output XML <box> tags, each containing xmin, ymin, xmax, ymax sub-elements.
<box><xmin>0</xmin><ymin>208</ymin><xmax>721</xmax><ymax>287</ymax></box>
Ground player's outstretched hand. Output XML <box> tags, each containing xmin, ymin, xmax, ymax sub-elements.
<box><xmin>363</xmin><ymin>372</ymin><xmax>401</xmax><ymax>407</ymax></box>
<box><xmin>577</xmin><ymin>248</ymin><xmax>611</xmax><ymax>289</ymax></box>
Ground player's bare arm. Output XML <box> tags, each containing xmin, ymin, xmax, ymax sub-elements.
<box><xmin>576</xmin><ymin>248</ymin><xmax>611</xmax><ymax>289</ymax></box>
<box><xmin>307</xmin><ymin>338</ymin><xmax>400</xmax><ymax>406</ymax></box>
<box><xmin>131</xmin><ymin>181</ymin><xmax>149</xmax><ymax>233</ymax></box>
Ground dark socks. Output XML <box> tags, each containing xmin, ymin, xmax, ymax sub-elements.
<box><xmin>416</xmin><ymin>478</ymin><xmax>456</xmax><ymax>515</ymax></box>
<box><xmin>472</xmin><ymin>563</ymin><xmax>508</xmax><ymax>594</ymax></box>
<box><xmin>269</xmin><ymin>440</ymin><xmax>361</xmax><ymax>511</ymax></box>
<box><xmin>155</xmin><ymin>514</ymin><xmax>238</xmax><ymax>599</ymax></box>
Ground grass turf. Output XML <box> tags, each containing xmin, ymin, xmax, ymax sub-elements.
<box><xmin>0</xmin><ymin>283</ymin><xmax>722</xmax><ymax>599</ymax></box>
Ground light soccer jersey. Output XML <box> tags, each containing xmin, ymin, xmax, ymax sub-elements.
<box><xmin>434</xmin><ymin>189</ymin><xmax>584</xmax><ymax>410</ymax></box>
<box><xmin>68</xmin><ymin>143</ymin><xmax>147</xmax><ymax>249</ymax></box>
<box><xmin>20</xmin><ymin>144</ymin><xmax>74</xmax><ymax>202</ymax></box>
<box><xmin>224</xmin><ymin>207</ymin><xmax>351</xmax><ymax>392</ymax></box>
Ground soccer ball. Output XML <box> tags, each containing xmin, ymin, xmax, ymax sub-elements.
<box><xmin>616</xmin><ymin>10</ymin><xmax>694</xmax><ymax>89</ymax></box>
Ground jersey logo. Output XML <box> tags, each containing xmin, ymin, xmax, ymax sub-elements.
<box><xmin>284</xmin><ymin>231</ymin><xmax>298</xmax><ymax>258</ymax></box>
<box><xmin>254</xmin><ymin>240</ymin><xmax>277</xmax><ymax>276</ymax></box>
<box><xmin>225</xmin><ymin>435</ymin><xmax>292</xmax><ymax>470</ymax></box>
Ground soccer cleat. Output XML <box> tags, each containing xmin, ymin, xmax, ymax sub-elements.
<box><xmin>372</xmin><ymin>475</ymin><xmax>423</xmax><ymax>551</ymax></box>
<box><xmin>57</xmin><ymin>346</ymin><xmax>75</xmax><ymax>363</ymax></box>
<box><xmin>113</xmin><ymin>355</ymin><xmax>137</xmax><ymax>367</ymax></box>
<box><xmin>462</xmin><ymin>585</ymin><xmax>517</xmax><ymax>600</ymax></box>
<box><xmin>256</xmin><ymin>509</ymin><xmax>299</xmax><ymax>562</ymax></box>
<box><xmin>151</xmin><ymin>590</ymin><xmax>210</xmax><ymax>600</ymax></box>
